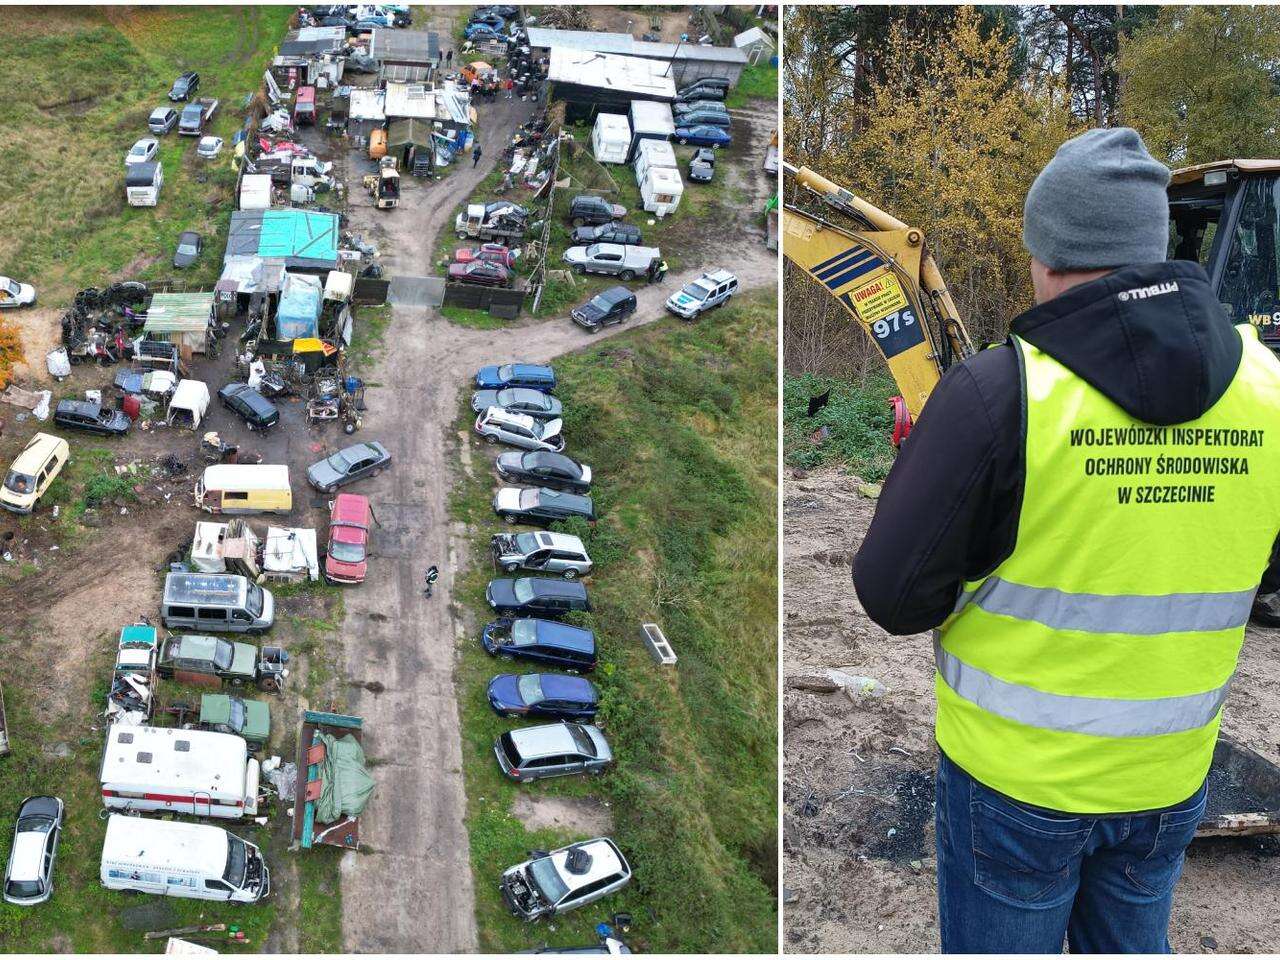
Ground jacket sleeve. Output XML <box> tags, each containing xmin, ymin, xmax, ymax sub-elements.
<box><xmin>852</xmin><ymin>347</ymin><xmax>1022</xmax><ymax>635</ymax></box>
<box><xmin>1260</xmin><ymin>534</ymin><xmax>1280</xmax><ymax>594</ymax></box>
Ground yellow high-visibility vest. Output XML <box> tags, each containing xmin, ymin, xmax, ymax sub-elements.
<box><xmin>936</xmin><ymin>324</ymin><xmax>1280</xmax><ymax>813</ymax></box>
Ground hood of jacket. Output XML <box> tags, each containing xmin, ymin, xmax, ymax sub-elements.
<box><xmin>1010</xmin><ymin>260</ymin><xmax>1243</xmax><ymax>426</ymax></box>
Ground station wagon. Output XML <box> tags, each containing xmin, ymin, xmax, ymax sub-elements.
<box><xmin>494</xmin><ymin>722</ymin><xmax>612</xmax><ymax>782</ymax></box>
<box><xmin>500</xmin><ymin>838</ymin><xmax>631</xmax><ymax>920</ymax></box>
<box><xmin>487</xmin><ymin>672</ymin><xmax>600</xmax><ymax>720</ymax></box>
<box><xmin>470</xmin><ymin>387</ymin><xmax>562</xmax><ymax>421</ymax></box>
<box><xmin>486</xmin><ymin>576</ymin><xmax>591</xmax><ymax>617</ymax></box>
<box><xmin>482</xmin><ymin>617</ymin><xmax>598</xmax><ymax>670</ymax></box>
<box><xmin>491</xmin><ymin>530</ymin><xmax>594</xmax><ymax>578</ymax></box>
<box><xmin>54</xmin><ymin>400</ymin><xmax>131</xmax><ymax>437</ymax></box>
<box><xmin>493</xmin><ymin>487</ymin><xmax>596</xmax><ymax>525</ymax></box>
<box><xmin>475</xmin><ymin>408</ymin><xmax>565</xmax><ymax>452</ymax></box>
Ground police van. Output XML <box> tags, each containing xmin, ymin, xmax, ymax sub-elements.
<box><xmin>100</xmin><ymin>814</ymin><xmax>269</xmax><ymax>903</ymax></box>
<box><xmin>99</xmin><ymin>725</ymin><xmax>260</xmax><ymax>819</ymax></box>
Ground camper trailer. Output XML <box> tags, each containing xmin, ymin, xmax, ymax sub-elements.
<box><xmin>195</xmin><ymin>464</ymin><xmax>293</xmax><ymax>515</ymax></box>
<box><xmin>632</xmin><ymin>139</ymin><xmax>679</xmax><ymax>182</ymax></box>
<box><xmin>100</xmin><ymin>815</ymin><xmax>269</xmax><ymax>903</ymax></box>
<box><xmin>99</xmin><ymin>725</ymin><xmax>261</xmax><ymax>819</ymax></box>
<box><xmin>639</xmin><ymin>165</ymin><xmax>684</xmax><ymax>218</ymax></box>
<box><xmin>239</xmin><ymin>174</ymin><xmax>273</xmax><ymax>210</ymax></box>
<box><xmin>126</xmin><ymin>162</ymin><xmax>164</xmax><ymax>207</ymax></box>
<box><xmin>591</xmin><ymin>114</ymin><xmax>631</xmax><ymax>165</ymax></box>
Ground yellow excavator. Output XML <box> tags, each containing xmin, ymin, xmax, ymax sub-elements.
<box><xmin>783</xmin><ymin>158</ymin><xmax>1280</xmax><ymax>441</ymax></box>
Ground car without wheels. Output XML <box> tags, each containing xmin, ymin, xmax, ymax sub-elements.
<box><xmin>3</xmin><ymin>796</ymin><xmax>64</xmax><ymax>906</ymax></box>
<box><xmin>53</xmin><ymin>400</ymin><xmax>131</xmax><ymax>437</ymax></box>
<box><xmin>448</xmin><ymin>259</ymin><xmax>511</xmax><ymax>287</ymax></box>
<box><xmin>494</xmin><ymin>721</ymin><xmax>613</xmax><ymax>782</ymax></box>
<box><xmin>569</xmin><ymin>222</ymin><xmax>642</xmax><ymax>246</ymax></box>
<box><xmin>470</xmin><ymin>387</ymin><xmax>562</xmax><ymax>421</ymax></box>
<box><xmin>493</xmin><ymin>486</ymin><xmax>595</xmax><ymax>524</ymax></box>
<box><xmin>491</xmin><ymin>530</ymin><xmax>594</xmax><ymax>578</ymax></box>
<box><xmin>482</xmin><ymin>616</ymin><xmax>597</xmax><ymax>669</ymax></box>
<box><xmin>571</xmin><ymin>286</ymin><xmax>636</xmax><ymax>332</ymax></box>
<box><xmin>476</xmin><ymin>408</ymin><xmax>565</xmax><ymax>452</ymax></box>
<box><xmin>454</xmin><ymin>243</ymin><xmax>517</xmax><ymax>268</ymax></box>
<box><xmin>486</xmin><ymin>576</ymin><xmax>591</xmax><ymax>617</ymax></box>
<box><xmin>306</xmin><ymin>441</ymin><xmax>391</xmax><ymax>492</ymax></box>
<box><xmin>487</xmin><ymin>672</ymin><xmax>600</xmax><ymax>720</ymax></box>
<box><xmin>198</xmin><ymin>693</ymin><xmax>271</xmax><ymax>750</ymax></box>
<box><xmin>499</xmin><ymin>838</ymin><xmax>631</xmax><ymax>920</ymax></box>
<box><xmin>689</xmin><ymin>147</ymin><xmax>716</xmax><ymax>183</ymax></box>
<box><xmin>569</xmin><ymin>195</ymin><xmax>627</xmax><ymax>228</ymax></box>
<box><xmin>496</xmin><ymin>450</ymin><xmax>592</xmax><ymax>493</ymax></box>
<box><xmin>665</xmin><ymin>269</ymin><xmax>739</xmax><ymax>319</ymax></box>
<box><xmin>218</xmin><ymin>382</ymin><xmax>278</xmax><ymax>430</ymax></box>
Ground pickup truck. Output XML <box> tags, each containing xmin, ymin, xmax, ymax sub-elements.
<box><xmin>561</xmin><ymin>243</ymin><xmax>660</xmax><ymax>281</ymax></box>
<box><xmin>179</xmin><ymin>97</ymin><xmax>219</xmax><ymax>136</ymax></box>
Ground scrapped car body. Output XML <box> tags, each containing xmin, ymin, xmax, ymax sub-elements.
<box><xmin>487</xmin><ymin>672</ymin><xmax>600</xmax><ymax>720</ymax></box>
<box><xmin>197</xmin><ymin>135</ymin><xmax>224</xmax><ymax>159</ymax></box>
<box><xmin>54</xmin><ymin>400</ymin><xmax>131</xmax><ymax>437</ymax></box>
<box><xmin>571</xmin><ymin>286</ymin><xmax>636</xmax><ymax>332</ymax></box>
<box><xmin>474</xmin><ymin>363</ymin><xmax>556</xmax><ymax>392</ymax></box>
<box><xmin>689</xmin><ymin>147</ymin><xmax>716</xmax><ymax>183</ymax></box>
<box><xmin>454</xmin><ymin>243</ymin><xmax>517</xmax><ymax>268</ymax></box>
<box><xmin>448</xmin><ymin>260</ymin><xmax>511</xmax><ymax>287</ymax></box>
<box><xmin>325</xmin><ymin>492</ymin><xmax>372</xmax><ymax>584</ymax></box>
<box><xmin>494</xmin><ymin>722</ymin><xmax>612</xmax><ymax>782</ymax></box>
<box><xmin>665</xmin><ymin>269</ymin><xmax>739</xmax><ymax>319</ymax></box>
<box><xmin>199</xmin><ymin>693</ymin><xmax>271</xmax><ymax>750</ymax></box>
<box><xmin>306</xmin><ymin>442</ymin><xmax>391</xmax><ymax>492</ymax></box>
<box><xmin>470</xmin><ymin>387</ymin><xmax>562</xmax><ymax>421</ymax></box>
<box><xmin>493</xmin><ymin>486</ymin><xmax>596</xmax><ymax>525</ymax></box>
<box><xmin>482</xmin><ymin>616</ymin><xmax>598</xmax><ymax>670</ymax></box>
<box><xmin>490</xmin><ymin>530</ymin><xmax>593</xmax><ymax>578</ymax></box>
<box><xmin>173</xmin><ymin>231</ymin><xmax>205</xmax><ymax>269</ymax></box>
<box><xmin>562</xmin><ymin>243</ymin><xmax>661</xmax><ymax>281</ymax></box>
<box><xmin>496</xmin><ymin>450</ymin><xmax>592</xmax><ymax>493</ymax></box>
<box><xmin>157</xmin><ymin>634</ymin><xmax>289</xmax><ymax>693</ymax></box>
<box><xmin>0</xmin><ymin>276</ymin><xmax>36</xmax><ymax>309</ymax></box>
<box><xmin>3</xmin><ymin>796</ymin><xmax>64</xmax><ymax>906</ymax></box>
<box><xmin>500</xmin><ymin>838</ymin><xmax>631</xmax><ymax>920</ymax></box>
<box><xmin>486</xmin><ymin>576</ymin><xmax>591</xmax><ymax>617</ymax></box>
<box><xmin>475</xmin><ymin>408</ymin><xmax>565</xmax><ymax>452</ymax></box>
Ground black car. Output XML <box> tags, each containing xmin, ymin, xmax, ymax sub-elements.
<box><xmin>676</xmin><ymin>86</ymin><xmax>727</xmax><ymax>104</ymax></box>
<box><xmin>53</xmin><ymin>400</ymin><xmax>131</xmax><ymax>437</ymax></box>
<box><xmin>482</xmin><ymin>617</ymin><xmax>598</xmax><ymax>671</ymax></box>
<box><xmin>678</xmin><ymin>77</ymin><xmax>729</xmax><ymax>98</ymax></box>
<box><xmin>494</xmin><ymin>487</ymin><xmax>596</xmax><ymax>525</ymax></box>
<box><xmin>173</xmin><ymin>231</ymin><xmax>203</xmax><ymax>268</ymax></box>
<box><xmin>571</xmin><ymin>285</ymin><xmax>636</xmax><ymax>333</ymax></box>
<box><xmin>496</xmin><ymin>450</ymin><xmax>592</xmax><ymax>493</ymax></box>
<box><xmin>486</xmin><ymin>576</ymin><xmax>591</xmax><ymax>617</ymax></box>
<box><xmin>218</xmin><ymin>383</ymin><xmax>280</xmax><ymax>430</ymax></box>
<box><xmin>169</xmin><ymin>71</ymin><xmax>200</xmax><ymax>101</ymax></box>
<box><xmin>569</xmin><ymin>195</ymin><xmax>627</xmax><ymax>228</ymax></box>
<box><xmin>569</xmin><ymin>221</ymin><xmax>642</xmax><ymax>246</ymax></box>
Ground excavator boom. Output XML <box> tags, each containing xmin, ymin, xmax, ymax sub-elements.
<box><xmin>783</xmin><ymin>163</ymin><xmax>973</xmax><ymax>422</ymax></box>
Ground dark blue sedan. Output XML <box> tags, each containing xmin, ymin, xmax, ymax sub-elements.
<box><xmin>487</xmin><ymin>673</ymin><xmax>600</xmax><ymax>720</ymax></box>
<box><xmin>474</xmin><ymin>363</ymin><xmax>557</xmax><ymax>393</ymax></box>
<box><xmin>482</xmin><ymin>618</ymin><xmax>597</xmax><ymax>671</ymax></box>
<box><xmin>675</xmin><ymin>125</ymin><xmax>733</xmax><ymax>148</ymax></box>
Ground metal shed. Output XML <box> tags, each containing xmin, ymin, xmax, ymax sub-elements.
<box><xmin>369</xmin><ymin>28</ymin><xmax>439</xmax><ymax>67</ymax></box>
<box><xmin>529</xmin><ymin>28</ymin><xmax>748</xmax><ymax>88</ymax></box>
<box><xmin>225</xmin><ymin>210</ymin><xmax>340</xmax><ymax>271</ymax></box>
<box><xmin>143</xmin><ymin>292</ymin><xmax>215</xmax><ymax>354</ymax></box>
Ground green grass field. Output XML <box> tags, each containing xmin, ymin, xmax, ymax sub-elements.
<box><xmin>450</xmin><ymin>290</ymin><xmax>778</xmax><ymax>952</ymax></box>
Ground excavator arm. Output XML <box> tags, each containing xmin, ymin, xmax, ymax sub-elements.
<box><xmin>782</xmin><ymin>163</ymin><xmax>973</xmax><ymax>434</ymax></box>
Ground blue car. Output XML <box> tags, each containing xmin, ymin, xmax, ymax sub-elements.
<box><xmin>482</xmin><ymin>618</ymin><xmax>597</xmax><ymax>671</ymax></box>
<box><xmin>675</xmin><ymin>125</ymin><xmax>733</xmax><ymax>148</ymax></box>
<box><xmin>465</xmin><ymin>23</ymin><xmax>504</xmax><ymax>41</ymax></box>
<box><xmin>475</xmin><ymin>363</ymin><xmax>557</xmax><ymax>393</ymax></box>
<box><xmin>487</xmin><ymin>673</ymin><xmax>600</xmax><ymax>720</ymax></box>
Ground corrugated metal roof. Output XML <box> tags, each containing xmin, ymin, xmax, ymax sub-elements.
<box><xmin>383</xmin><ymin>81</ymin><xmax>437</xmax><ymax>119</ymax></box>
<box><xmin>380</xmin><ymin>63</ymin><xmax>432</xmax><ymax>83</ymax></box>
<box><xmin>369</xmin><ymin>28</ymin><xmax>439</xmax><ymax>63</ymax></box>
<box><xmin>528</xmin><ymin>27</ymin><xmax>748</xmax><ymax>64</ymax></box>
<box><xmin>348</xmin><ymin>87</ymin><xmax>386</xmax><ymax>121</ymax></box>
<box><xmin>144</xmin><ymin>292</ymin><xmax>215</xmax><ymax>332</ymax></box>
<box><xmin>547</xmin><ymin>49</ymin><xmax>676</xmax><ymax>99</ymax></box>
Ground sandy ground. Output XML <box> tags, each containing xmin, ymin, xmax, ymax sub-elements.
<box><xmin>782</xmin><ymin>465</ymin><xmax>1280</xmax><ymax>954</ymax></box>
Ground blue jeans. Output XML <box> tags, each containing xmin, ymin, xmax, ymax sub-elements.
<box><xmin>936</xmin><ymin>752</ymin><xmax>1207</xmax><ymax>953</ymax></box>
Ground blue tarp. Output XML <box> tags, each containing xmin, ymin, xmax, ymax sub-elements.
<box><xmin>275</xmin><ymin>272</ymin><xmax>323</xmax><ymax>340</ymax></box>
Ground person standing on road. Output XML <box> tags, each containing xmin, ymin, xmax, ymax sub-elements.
<box><xmin>445</xmin><ymin>48</ymin><xmax>453</xmax><ymax>67</ymax></box>
<box><xmin>853</xmin><ymin>127</ymin><xmax>1280</xmax><ymax>954</ymax></box>
<box><xmin>504</xmin><ymin>77</ymin><xmax>514</xmax><ymax>100</ymax></box>
<box><xmin>472</xmin><ymin>142</ymin><xmax>482</xmax><ymax>168</ymax></box>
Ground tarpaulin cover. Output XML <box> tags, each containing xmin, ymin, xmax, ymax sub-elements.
<box><xmin>226</xmin><ymin>210</ymin><xmax>339</xmax><ymax>269</ymax></box>
<box><xmin>316</xmin><ymin>732</ymin><xmax>375</xmax><ymax>822</ymax></box>
<box><xmin>276</xmin><ymin>273</ymin><xmax>322</xmax><ymax>339</ymax></box>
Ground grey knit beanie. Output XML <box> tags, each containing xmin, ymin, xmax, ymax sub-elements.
<box><xmin>1023</xmin><ymin>127</ymin><xmax>1171</xmax><ymax>270</ymax></box>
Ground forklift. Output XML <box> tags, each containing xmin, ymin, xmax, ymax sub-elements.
<box><xmin>363</xmin><ymin>155</ymin><xmax>401</xmax><ymax>209</ymax></box>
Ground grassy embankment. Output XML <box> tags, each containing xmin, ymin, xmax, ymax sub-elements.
<box><xmin>450</xmin><ymin>290</ymin><xmax>778</xmax><ymax>952</ymax></box>
<box><xmin>783</xmin><ymin>372</ymin><xmax>897</xmax><ymax>480</ymax></box>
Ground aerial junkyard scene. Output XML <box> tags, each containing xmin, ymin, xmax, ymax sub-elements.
<box><xmin>0</xmin><ymin>3</ymin><xmax>779</xmax><ymax>953</ymax></box>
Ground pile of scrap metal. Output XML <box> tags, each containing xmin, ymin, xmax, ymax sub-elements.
<box><xmin>191</xmin><ymin>518</ymin><xmax>319</xmax><ymax>583</ymax></box>
<box><xmin>105</xmin><ymin>623</ymin><xmax>160</xmax><ymax>726</ymax></box>
<box><xmin>60</xmin><ymin>282</ymin><xmax>150</xmax><ymax>365</ymax></box>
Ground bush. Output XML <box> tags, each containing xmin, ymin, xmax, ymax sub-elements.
<box><xmin>783</xmin><ymin>372</ymin><xmax>897</xmax><ymax>479</ymax></box>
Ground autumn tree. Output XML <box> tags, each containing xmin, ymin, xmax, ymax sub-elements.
<box><xmin>0</xmin><ymin>316</ymin><xmax>23</xmax><ymax>388</ymax></box>
<box><xmin>1118</xmin><ymin>5</ymin><xmax>1280</xmax><ymax>166</ymax></box>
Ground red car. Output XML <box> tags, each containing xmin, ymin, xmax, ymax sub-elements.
<box><xmin>447</xmin><ymin>260</ymin><xmax>511</xmax><ymax>287</ymax></box>
<box><xmin>325</xmin><ymin>493</ymin><xmax>372</xmax><ymax>584</ymax></box>
<box><xmin>453</xmin><ymin>243</ymin><xmax>517</xmax><ymax>268</ymax></box>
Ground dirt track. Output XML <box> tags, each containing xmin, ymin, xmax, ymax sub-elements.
<box><xmin>783</xmin><ymin>466</ymin><xmax>1280</xmax><ymax>954</ymax></box>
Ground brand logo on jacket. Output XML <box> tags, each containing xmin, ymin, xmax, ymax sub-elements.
<box><xmin>1118</xmin><ymin>281</ymin><xmax>1179</xmax><ymax>302</ymax></box>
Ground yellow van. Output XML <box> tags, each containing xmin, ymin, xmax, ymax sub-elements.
<box><xmin>195</xmin><ymin>464</ymin><xmax>292</xmax><ymax>515</ymax></box>
<box><xmin>0</xmin><ymin>432</ymin><xmax>70</xmax><ymax>514</ymax></box>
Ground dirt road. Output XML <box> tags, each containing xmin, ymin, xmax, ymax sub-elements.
<box><xmin>782</xmin><ymin>466</ymin><xmax>1280</xmax><ymax>953</ymax></box>
<box><xmin>335</xmin><ymin>46</ymin><xmax>778</xmax><ymax>955</ymax></box>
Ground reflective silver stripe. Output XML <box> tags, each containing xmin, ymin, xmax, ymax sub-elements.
<box><xmin>934</xmin><ymin>637</ymin><xmax>1231</xmax><ymax>738</ymax></box>
<box><xmin>953</xmin><ymin>577</ymin><xmax>1254</xmax><ymax>635</ymax></box>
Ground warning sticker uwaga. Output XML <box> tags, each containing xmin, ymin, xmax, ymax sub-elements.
<box><xmin>849</xmin><ymin>272</ymin><xmax>909</xmax><ymax>323</ymax></box>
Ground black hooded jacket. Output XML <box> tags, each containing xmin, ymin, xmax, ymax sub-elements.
<box><xmin>852</xmin><ymin>260</ymin><xmax>1280</xmax><ymax>635</ymax></box>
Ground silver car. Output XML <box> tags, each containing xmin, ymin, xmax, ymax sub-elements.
<box><xmin>3</xmin><ymin>796</ymin><xmax>64</xmax><ymax>905</ymax></box>
<box><xmin>491</xmin><ymin>531</ymin><xmax>594</xmax><ymax>578</ymax></box>
<box><xmin>470</xmin><ymin>387</ymin><xmax>563</xmax><ymax>422</ymax></box>
<box><xmin>561</xmin><ymin>243</ymin><xmax>661</xmax><ymax>281</ymax></box>
<box><xmin>500</xmin><ymin>838</ymin><xmax>632</xmax><ymax>920</ymax></box>
<box><xmin>494</xmin><ymin>721</ymin><xmax>613</xmax><ymax>782</ymax></box>
<box><xmin>305</xmin><ymin>441</ymin><xmax>392</xmax><ymax>492</ymax></box>
<box><xmin>475</xmin><ymin>408</ymin><xmax>564</xmax><ymax>452</ymax></box>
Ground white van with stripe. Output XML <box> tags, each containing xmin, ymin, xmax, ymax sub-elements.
<box><xmin>99</xmin><ymin>725</ymin><xmax>260</xmax><ymax>819</ymax></box>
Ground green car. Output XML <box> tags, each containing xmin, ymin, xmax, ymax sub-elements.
<box><xmin>199</xmin><ymin>694</ymin><xmax>271</xmax><ymax>749</ymax></box>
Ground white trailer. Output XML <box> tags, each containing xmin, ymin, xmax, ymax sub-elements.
<box><xmin>591</xmin><ymin>113</ymin><xmax>631</xmax><ymax>165</ymax></box>
<box><xmin>100</xmin><ymin>725</ymin><xmax>261</xmax><ymax>819</ymax></box>
<box><xmin>639</xmin><ymin>164</ymin><xmax>684</xmax><ymax>218</ymax></box>
<box><xmin>239</xmin><ymin>173</ymin><xmax>273</xmax><ymax>210</ymax></box>
<box><xmin>126</xmin><ymin>162</ymin><xmax>164</xmax><ymax>207</ymax></box>
<box><xmin>100</xmin><ymin>814</ymin><xmax>269</xmax><ymax>903</ymax></box>
<box><xmin>632</xmin><ymin>139</ymin><xmax>678</xmax><ymax>183</ymax></box>
<box><xmin>627</xmin><ymin>99</ymin><xmax>675</xmax><ymax>162</ymax></box>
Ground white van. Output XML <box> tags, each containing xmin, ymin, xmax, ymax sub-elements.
<box><xmin>161</xmin><ymin>571</ymin><xmax>275</xmax><ymax>633</ymax></box>
<box><xmin>100</xmin><ymin>725</ymin><xmax>260</xmax><ymax>819</ymax></box>
<box><xmin>100</xmin><ymin>814</ymin><xmax>269</xmax><ymax>903</ymax></box>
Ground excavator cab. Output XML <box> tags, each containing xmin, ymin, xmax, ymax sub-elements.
<box><xmin>1168</xmin><ymin>161</ymin><xmax>1280</xmax><ymax>348</ymax></box>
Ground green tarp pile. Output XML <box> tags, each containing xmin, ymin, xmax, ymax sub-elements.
<box><xmin>315</xmin><ymin>732</ymin><xmax>375</xmax><ymax>822</ymax></box>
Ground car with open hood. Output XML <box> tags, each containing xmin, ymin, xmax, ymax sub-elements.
<box><xmin>689</xmin><ymin>147</ymin><xmax>716</xmax><ymax>183</ymax></box>
<box><xmin>490</xmin><ymin>530</ymin><xmax>593</xmax><ymax>578</ymax></box>
<box><xmin>475</xmin><ymin>408</ymin><xmax>565</xmax><ymax>452</ymax></box>
<box><xmin>499</xmin><ymin>838</ymin><xmax>631</xmax><ymax>920</ymax></box>
<box><xmin>487</xmin><ymin>672</ymin><xmax>600</xmax><ymax>720</ymax></box>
